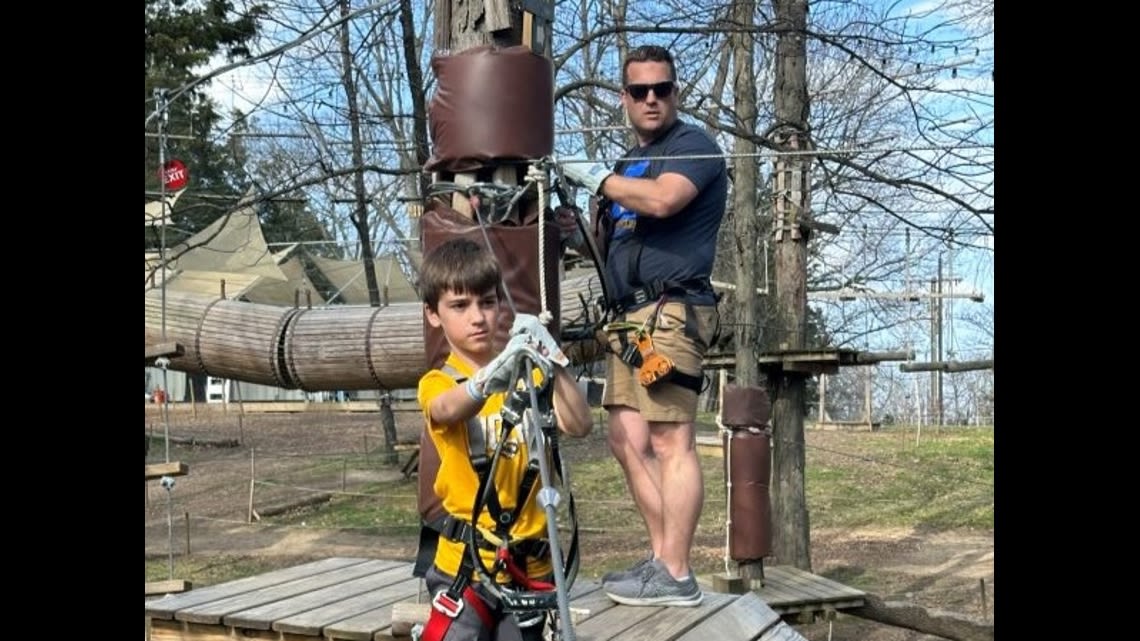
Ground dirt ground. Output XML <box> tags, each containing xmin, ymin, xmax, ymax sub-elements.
<box><xmin>144</xmin><ymin>405</ymin><xmax>993</xmax><ymax>640</ymax></box>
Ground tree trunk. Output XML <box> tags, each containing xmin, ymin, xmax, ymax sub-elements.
<box><xmin>769</xmin><ymin>0</ymin><xmax>813</xmax><ymax>572</ymax></box>
<box><xmin>398</xmin><ymin>0</ymin><xmax>431</xmax><ymax>207</ymax></box>
<box><xmin>379</xmin><ymin>394</ymin><xmax>399</xmax><ymax>465</ymax></box>
<box><xmin>339</xmin><ymin>0</ymin><xmax>382</xmax><ymax>308</ymax></box>
<box><xmin>730</xmin><ymin>0</ymin><xmax>766</xmax><ymax>584</ymax></box>
<box><xmin>437</xmin><ymin>0</ymin><xmax>523</xmax><ymax>52</ymax></box>
<box><xmin>731</xmin><ymin>0</ymin><xmax>760</xmax><ymax>390</ymax></box>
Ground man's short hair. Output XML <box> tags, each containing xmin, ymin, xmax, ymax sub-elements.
<box><xmin>419</xmin><ymin>238</ymin><xmax>502</xmax><ymax>310</ymax></box>
<box><xmin>622</xmin><ymin>45</ymin><xmax>676</xmax><ymax>85</ymax></box>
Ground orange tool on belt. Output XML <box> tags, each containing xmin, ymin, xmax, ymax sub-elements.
<box><xmin>635</xmin><ymin>330</ymin><xmax>675</xmax><ymax>387</ymax></box>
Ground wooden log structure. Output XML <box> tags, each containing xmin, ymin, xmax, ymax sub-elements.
<box><xmin>899</xmin><ymin>359</ymin><xmax>994</xmax><ymax>373</ymax></box>
<box><xmin>144</xmin><ymin>272</ymin><xmax>602</xmax><ymax>391</ymax></box>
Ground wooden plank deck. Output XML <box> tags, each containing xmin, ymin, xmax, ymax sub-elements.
<box><xmin>756</xmin><ymin>565</ymin><xmax>866</xmax><ymax>616</ymax></box>
<box><xmin>145</xmin><ymin>558</ymin><xmax>819</xmax><ymax>641</ymax></box>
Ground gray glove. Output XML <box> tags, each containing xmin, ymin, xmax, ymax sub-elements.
<box><xmin>559</xmin><ymin>156</ymin><xmax>613</xmax><ymax>195</ymax></box>
<box><xmin>510</xmin><ymin>313</ymin><xmax>570</xmax><ymax>367</ymax></box>
<box><xmin>470</xmin><ymin>334</ymin><xmax>551</xmax><ymax>400</ymax></box>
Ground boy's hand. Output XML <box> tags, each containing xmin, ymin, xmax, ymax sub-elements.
<box><xmin>471</xmin><ymin>334</ymin><xmax>550</xmax><ymax>398</ymax></box>
<box><xmin>511</xmin><ymin>313</ymin><xmax>570</xmax><ymax>367</ymax></box>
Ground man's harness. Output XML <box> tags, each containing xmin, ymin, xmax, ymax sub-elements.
<box><xmin>602</xmin><ymin>290</ymin><xmax>709</xmax><ymax>395</ymax></box>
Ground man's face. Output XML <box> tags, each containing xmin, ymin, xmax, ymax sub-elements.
<box><xmin>425</xmin><ymin>288</ymin><xmax>500</xmax><ymax>364</ymax></box>
<box><xmin>621</xmin><ymin>61</ymin><xmax>677</xmax><ymax>143</ymax></box>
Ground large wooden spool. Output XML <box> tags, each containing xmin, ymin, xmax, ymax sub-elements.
<box><xmin>144</xmin><ymin>289</ymin><xmax>215</xmax><ymax>375</ymax></box>
<box><xmin>283</xmin><ymin>304</ymin><xmax>426</xmax><ymax>391</ymax></box>
<box><xmin>197</xmin><ymin>297</ymin><xmax>300</xmax><ymax>387</ymax></box>
<box><xmin>144</xmin><ymin>272</ymin><xmax>603</xmax><ymax>391</ymax></box>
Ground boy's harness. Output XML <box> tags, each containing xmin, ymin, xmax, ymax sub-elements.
<box><xmin>418</xmin><ymin>362</ymin><xmax>579</xmax><ymax>641</ymax></box>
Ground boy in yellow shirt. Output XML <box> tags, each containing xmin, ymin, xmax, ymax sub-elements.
<box><xmin>416</xmin><ymin>237</ymin><xmax>592</xmax><ymax>641</ymax></box>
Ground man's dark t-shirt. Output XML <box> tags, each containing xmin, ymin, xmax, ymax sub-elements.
<box><xmin>605</xmin><ymin>119</ymin><xmax>727</xmax><ymax>311</ymax></box>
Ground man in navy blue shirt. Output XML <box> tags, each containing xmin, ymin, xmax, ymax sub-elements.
<box><xmin>560</xmin><ymin>44</ymin><xmax>727</xmax><ymax>608</ymax></box>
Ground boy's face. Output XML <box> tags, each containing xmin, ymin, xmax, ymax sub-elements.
<box><xmin>425</xmin><ymin>288</ymin><xmax>500</xmax><ymax>364</ymax></box>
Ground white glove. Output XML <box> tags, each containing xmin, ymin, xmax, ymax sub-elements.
<box><xmin>469</xmin><ymin>334</ymin><xmax>551</xmax><ymax>400</ymax></box>
<box><xmin>559</xmin><ymin>156</ymin><xmax>613</xmax><ymax>196</ymax></box>
<box><xmin>511</xmin><ymin>313</ymin><xmax>570</xmax><ymax>367</ymax></box>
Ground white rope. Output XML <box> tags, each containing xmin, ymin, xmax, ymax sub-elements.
<box><xmin>527</xmin><ymin>163</ymin><xmax>553</xmax><ymax>327</ymax></box>
<box><xmin>716</xmin><ymin>373</ymin><xmax>733</xmax><ymax>577</ymax></box>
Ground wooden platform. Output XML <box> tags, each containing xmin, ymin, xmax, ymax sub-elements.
<box><xmin>754</xmin><ymin>565</ymin><xmax>866</xmax><ymax>617</ymax></box>
<box><xmin>144</xmin><ymin>557</ymin><xmax>815</xmax><ymax>641</ymax></box>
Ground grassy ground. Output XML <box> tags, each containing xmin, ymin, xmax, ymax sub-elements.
<box><xmin>146</xmin><ymin>418</ymin><xmax>993</xmax><ymax>587</ymax></box>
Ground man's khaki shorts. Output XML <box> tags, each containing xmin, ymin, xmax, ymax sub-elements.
<box><xmin>601</xmin><ymin>301</ymin><xmax>719</xmax><ymax>423</ymax></box>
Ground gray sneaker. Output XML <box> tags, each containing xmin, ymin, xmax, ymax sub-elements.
<box><xmin>604</xmin><ymin>560</ymin><xmax>703</xmax><ymax>607</ymax></box>
<box><xmin>601</xmin><ymin>554</ymin><xmax>654</xmax><ymax>585</ymax></box>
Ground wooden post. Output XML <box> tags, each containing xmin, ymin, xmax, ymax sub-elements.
<box><xmin>247</xmin><ymin>448</ymin><xmax>257</xmax><ymax>523</ymax></box>
<box><xmin>189</xmin><ymin>375</ymin><xmax>198</xmax><ymax>419</ymax></box>
<box><xmin>769</xmin><ymin>0</ymin><xmax>814</xmax><ymax>572</ymax></box>
<box><xmin>234</xmin><ymin>378</ymin><xmax>245</xmax><ymax>445</ymax></box>
<box><xmin>818</xmin><ymin>373</ymin><xmax>826</xmax><ymax>425</ymax></box>
<box><xmin>864</xmin><ymin>366</ymin><xmax>873</xmax><ymax>431</ymax></box>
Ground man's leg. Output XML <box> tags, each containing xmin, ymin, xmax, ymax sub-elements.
<box><xmin>649</xmin><ymin>420</ymin><xmax>702</xmax><ymax>580</ymax></box>
<box><xmin>607</xmin><ymin>405</ymin><xmax>664</xmax><ymax>558</ymax></box>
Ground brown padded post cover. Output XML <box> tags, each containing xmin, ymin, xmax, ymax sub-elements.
<box><xmin>721</xmin><ymin>383</ymin><xmax>772</xmax><ymax>427</ymax></box>
<box><xmin>721</xmin><ymin>384</ymin><xmax>773</xmax><ymax>561</ymax></box>
<box><xmin>423</xmin><ymin>45</ymin><xmax>554</xmax><ymax>173</ymax></box>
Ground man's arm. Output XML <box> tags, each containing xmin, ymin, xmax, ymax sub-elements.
<box><xmin>599</xmin><ymin>171</ymin><xmax>698</xmax><ymax>219</ymax></box>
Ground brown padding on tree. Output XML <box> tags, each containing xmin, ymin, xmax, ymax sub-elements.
<box><xmin>424</xmin><ymin>45</ymin><xmax>554</xmax><ymax>173</ymax></box>
<box><xmin>419</xmin><ymin>201</ymin><xmax>562</xmax><ymax>371</ymax></box>
<box><xmin>721</xmin><ymin>383</ymin><xmax>772</xmax><ymax>427</ymax></box>
<box><xmin>721</xmin><ymin>384</ymin><xmax>773</xmax><ymax>561</ymax></box>
<box><xmin>724</xmin><ymin>427</ymin><xmax>772</xmax><ymax>560</ymax></box>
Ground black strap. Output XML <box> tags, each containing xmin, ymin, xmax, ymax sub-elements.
<box><xmin>610</xmin><ymin>278</ymin><xmax>711</xmax><ymax>314</ymax></box>
<box><xmin>429</xmin><ymin>514</ymin><xmax>551</xmax><ymax>561</ymax></box>
<box><xmin>667</xmin><ymin>369</ymin><xmax>705</xmax><ymax>393</ymax></box>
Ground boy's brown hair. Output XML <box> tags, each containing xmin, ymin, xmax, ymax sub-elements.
<box><xmin>419</xmin><ymin>237</ymin><xmax>502</xmax><ymax>311</ymax></box>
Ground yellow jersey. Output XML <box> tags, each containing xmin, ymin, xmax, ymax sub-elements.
<box><xmin>416</xmin><ymin>353</ymin><xmax>553</xmax><ymax>581</ymax></box>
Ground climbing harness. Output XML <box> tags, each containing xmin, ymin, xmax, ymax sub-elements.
<box><xmin>601</xmin><ymin>296</ymin><xmax>706</xmax><ymax>394</ymax></box>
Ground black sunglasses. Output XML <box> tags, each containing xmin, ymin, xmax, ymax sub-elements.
<box><xmin>625</xmin><ymin>81</ymin><xmax>675</xmax><ymax>101</ymax></box>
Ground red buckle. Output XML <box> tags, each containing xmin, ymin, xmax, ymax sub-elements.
<box><xmin>431</xmin><ymin>590</ymin><xmax>464</xmax><ymax>618</ymax></box>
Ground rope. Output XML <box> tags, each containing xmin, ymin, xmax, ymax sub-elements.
<box><xmin>526</xmin><ymin>162</ymin><xmax>553</xmax><ymax>328</ymax></box>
